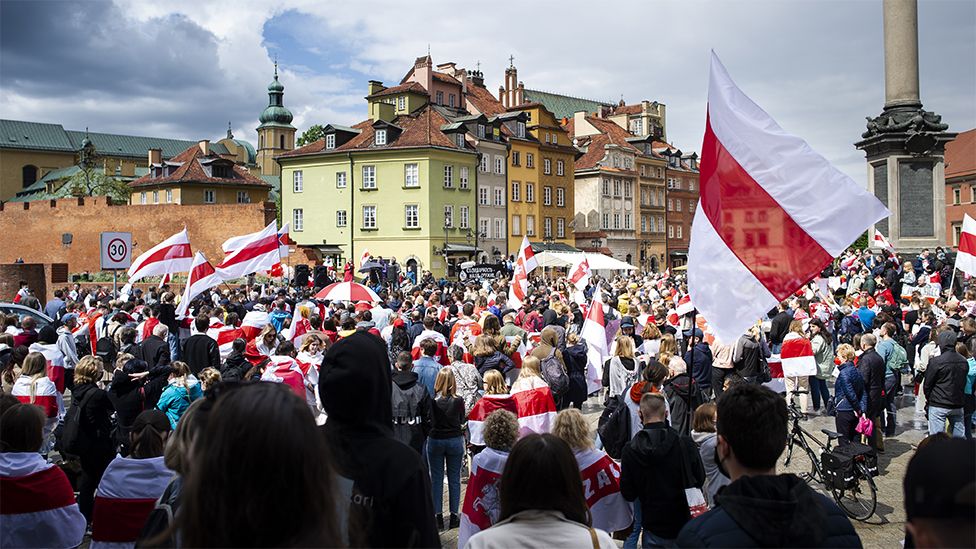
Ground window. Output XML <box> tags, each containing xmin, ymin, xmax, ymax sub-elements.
<box><xmin>480</xmin><ymin>218</ymin><xmax>490</xmax><ymax>239</ymax></box>
<box><xmin>630</xmin><ymin>118</ymin><xmax>643</xmax><ymax>135</ymax></box>
<box><xmin>204</xmin><ymin>190</ymin><xmax>215</xmax><ymax>204</ymax></box>
<box><xmin>494</xmin><ymin>218</ymin><xmax>504</xmax><ymax>239</ymax></box>
<box><xmin>404</xmin><ymin>163</ymin><xmax>419</xmax><ymax>187</ymax></box>
<box><xmin>397</xmin><ymin>96</ymin><xmax>405</xmax><ymax>111</ymax></box>
<box><xmin>336</xmin><ymin>171</ymin><xmax>347</xmax><ymax>188</ymax></box>
<box><xmin>460</xmin><ymin>206</ymin><xmax>469</xmax><ymax>229</ymax></box>
<box><xmin>624</xmin><ymin>181</ymin><xmax>632</xmax><ymax>198</ymax></box>
<box><xmin>954</xmin><ymin>187</ymin><xmax>961</xmax><ymax>205</ymax></box>
<box><xmin>557</xmin><ymin>218</ymin><xmax>565</xmax><ymax>238</ymax></box>
<box><xmin>140</xmin><ymin>192</ymin><xmax>146</xmax><ymax>204</ymax></box>
<box><xmin>512</xmin><ymin>151</ymin><xmax>520</xmax><ymax>166</ymax></box>
<box><xmin>405</xmin><ymin>205</ymin><xmax>419</xmax><ymax>228</ymax></box>
<box><xmin>337</xmin><ymin>210</ymin><xmax>347</xmax><ymax>227</ymax></box>
<box><xmin>954</xmin><ymin>224</ymin><xmax>963</xmax><ymax>246</ymax></box>
<box><xmin>477</xmin><ymin>124</ymin><xmax>485</xmax><ymax>138</ymax></box>
<box><xmin>449</xmin><ymin>94</ymin><xmax>456</xmax><ymax>107</ymax></box>
<box><xmin>480</xmin><ymin>154</ymin><xmax>489</xmax><ymax>173</ymax></box>
<box><xmin>517</xmin><ymin>122</ymin><xmax>526</xmax><ymax>138</ymax></box>
<box><xmin>674</xmin><ymin>178</ymin><xmax>681</xmax><ymax>190</ymax></box>
<box><xmin>971</xmin><ymin>185</ymin><xmax>976</xmax><ymax>203</ymax></box>
<box><xmin>526</xmin><ymin>153</ymin><xmax>534</xmax><ymax>168</ymax></box>
<box><xmin>544</xmin><ymin>158</ymin><xmax>552</xmax><ymax>175</ymax></box>
<box><xmin>613</xmin><ymin>179</ymin><xmax>621</xmax><ymax>196</ymax></box>
<box><xmin>649</xmin><ymin>216</ymin><xmax>656</xmax><ymax>232</ymax></box>
<box><xmin>543</xmin><ymin>186</ymin><xmax>552</xmax><ymax>206</ymax></box>
<box><xmin>479</xmin><ymin>187</ymin><xmax>489</xmax><ymax>205</ymax></box>
<box><xmin>165</xmin><ymin>189</ymin><xmax>172</xmax><ymax>203</ymax></box>
<box><xmin>237</xmin><ymin>191</ymin><xmax>250</xmax><ymax>204</ymax></box>
<box><xmin>640</xmin><ymin>165</ymin><xmax>646</xmax><ymax>176</ymax></box>
<box><xmin>443</xmin><ymin>205</ymin><xmax>454</xmax><ymax>228</ymax></box>
<box><xmin>667</xmin><ymin>177</ymin><xmax>674</xmax><ymax>189</ymax></box>
<box><xmin>557</xmin><ymin>160</ymin><xmax>564</xmax><ymax>176</ymax></box>
<box><xmin>625</xmin><ymin>214</ymin><xmax>632</xmax><ymax>230</ymax></box>
<box><xmin>444</xmin><ymin>165</ymin><xmax>454</xmax><ymax>188</ymax></box>
<box><xmin>689</xmin><ymin>180</ymin><xmax>696</xmax><ymax>192</ymax></box>
<box><xmin>602</xmin><ymin>178</ymin><xmax>610</xmax><ymax>196</ymax></box>
<box><xmin>512</xmin><ymin>215</ymin><xmax>521</xmax><ymax>235</ymax></box>
<box><xmin>460</xmin><ymin>167</ymin><xmax>469</xmax><ymax>189</ymax></box>
<box><xmin>375</xmin><ymin>129</ymin><xmax>387</xmax><ymax>146</ymax></box>
<box><xmin>677</xmin><ymin>225</ymin><xmax>683</xmax><ymax>239</ymax></box>
<box><xmin>456</xmin><ymin>133</ymin><xmax>466</xmax><ymax>148</ymax></box>
<box><xmin>602</xmin><ymin>213</ymin><xmax>610</xmax><ymax>229</ymax></box>
<box><xmin>362</xmin><ymin>205</ymin><xmax>376</xmax><ymax>229</ymax></box>
<box><xmin>436</xmin><ymin>91</ymin><xmax>444</xmax><ymax>104</ymax></box>
<box><xmin>676</xmin><ymin>200</ymin><xmax>682</xmax><ymax>212</ymax></box>
<box><xmin>545</xmin><ymin>133</ymin><xmax>550</xmax><ymax>144</ymax></box>
<box><xmin>690</xmin><ymin>199</ymin><xmax>696</xmax><ymax>212</ymax></box>
<box><xmin>511</xmin><ymin>181</ymin><xmax>520</xmax><ymax>201</ymax></box>
<box><xmin>526</xmin><ymin>215</ymin><xmax>536</xmax><ymax>236</ymax></box>
<box><xmin>551</xmin><ymin>133</ymin><xmax>558</xmax><ymax>146</ymax></box>
<box><xmin>494</xmin><ymin>187</ymin><xmax>504</xmax><ymax>206</ymax></box>
<box><xmin>293</xmin><ymin>170</ymin><xmax>303</xmax><ymax>193</ymax></box>
<box><xmin>668</xmin><ymin>225</ymin><xmax>674</xmax><ymax>238</ymax></box>
<box><xmin>153</xmin><ymin>191</ymin><xmax>159</xmax><ymax>204</ymax></box>
<box><xmin>526</xmin><ymin>183</ymin><xmax>535</xmax><ymax>202</ymax></box>
<box><xmin>293</xmin><ymin>208</ymin><xmax>304</xmax><ymax>231</ymax></box>
<box><xmin>668</xmin><ymin>198</ymin><xmax>673</xmax><ymax>211</ymax></box>
<box><xmin>325</xmin><ymin>134</ymin><xmax>335</xmax><ymax>149</ymax></box>
<box><xmin>362</xmin><ymin>166</ymin><xmax>376</xmax><ymax>189</ymax></box>
<box><xmin>544</xmin><ymin>217</ymin><xmax>552</xmax><ymax>238</ymax></box>
<box><xmin>494</xmin><ymin>156</ymin><xmax>504</xmax><ymax>174</ymax></box>
<box><xmin>658</xmin><ymin>216</ymin><xmax>664</xmax><ymax>231</ymax></box>
<box><xmin>613</xmin><ymin>213</ymin><xmax>621</xmax><ymax>229</ymax></box>
<box><xmin>641</xmin><ymin>216</ymin><xmax>647</xmax><ymax>232</ymax></box>
<box><xmin>280</xmin><ymin>135</ymin><xmax>285</xmax><ymax>149</ymax></box>
<box><xmin>556</xmin><ymin>187</ymin><xmax>565</xmax><ymax>207</ymax></box>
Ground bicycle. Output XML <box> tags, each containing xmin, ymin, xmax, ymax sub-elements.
<box><xmin>783</xmin><ymin>390</ymin><xmax>878</xmax><ymax>521</ymax></box>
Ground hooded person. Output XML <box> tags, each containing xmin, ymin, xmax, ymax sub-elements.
<box><xmin>319</xmin><ymin>332</ymin><xmax>440</xmax><ymax>548</ymax></box>
<box><xmin>28</xmin><ymin>326</ymin><xmax>66</xmax><ymax>394</ymax></box>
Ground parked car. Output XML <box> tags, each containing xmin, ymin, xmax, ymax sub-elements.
<box><xmin>0</xmin><ymin>303</ymin><xmax>54</xmax><ymax>329</ymax></box>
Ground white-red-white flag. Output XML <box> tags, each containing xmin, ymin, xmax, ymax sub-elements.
<box><xmin>508</xmin><ymin>236</ymin><xmax>538</xmax><ymax>309</ymax></box>
<box><xmin>91</xmin><ymin>456</ymin><xmax>172</xmax><ymax>547</ymax></box>
<box><xmin>675</xmin><ymin>294</ymin><xmax>695</xmax><ymax>317</ymax></box>
<box><xmin>458</xmin><ymin>448</ymin><xmax>508</xmax><ymax>549</ymax></box>
<box><xmin>240</xmin><ymin>309</ymin><xmax>270</xmax><ymax>341</ymax></box>
<box><xmin>126</xmin><ymin>229</ymin><xmax>193</xmax><ymax>284</ymax></box>
<box><xmin>208</xmin><ymin>323</ymin><xmax>244</xmax><ymax>359</ymax></box>
<box><xmin>359</xmin><ymin>248</ymin><xmax>371</xmax><ymax>268</ymax></box>
<box><xmin>0</xmin><ymin>453</ymin><xmax>86</xmax><ymax>549</ymax></box>
<box><xmin>871</xmin><ymin>229</ymin><xmax>895</xmax><ymax>253</ymax></box>
<box><xmin>568</xmin><ymin>256</ymin><xmax>591</xmax><ymax>291</ymax></box>
<box><xmin>954</xmin><ymin>214</ymin><xmax>976</xmax><ymax>277</ymax></box>
<box><xmin>780</xmin><ymin>334</ymin><xmax>817</xmax><ymax>377</ymax></box>
<box><xmin>287</xmin><ymin>302</ymin><xmax>313</xmax><ymax>344</ymax></box>
<box><xmin>688</xmin><ymin>52</ymin><xmax>889</xmax><ymax>344</ymax></box>
<box><xmin>217</xmin><ymin>222</ymin><xmax>281</xmax><ymax>281</ymax></box>
<box><xmin>467</xmin><ymin>387</ymin><xmax>556</xmax><ymax>446</ymax></box>
<box><xmin>575</xmin><ymin>449</ymin><xmax>633</xmax><ymax>533</ymax></box>
<box><xmin>581</xmin><ymin>291</ymin><xmax>608</xmax><ymax>394</ymax></box>
<box><xmin>175</xmin><ymin>252</ymin><xmax>222</xmax><ymax>319</ymax></box>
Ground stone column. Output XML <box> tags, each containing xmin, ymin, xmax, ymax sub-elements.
<box><xmin>883</xmin><ymin>0</ymin><xmax>921</xmax><ymax>109</ymax></box>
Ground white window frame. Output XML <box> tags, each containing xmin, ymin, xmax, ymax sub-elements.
<box><xmin>625</xmin><ymin>213</ymin><xmax>632</xmax><ymax>230</ymax></box>
<box><xmin>325</xmin><ymin>134</ymin><xmax>335</xmax><ymax>149</ymax></box>
<box><xmin>676</xmin><ymin>200</ymin><xmax>682</xmax><ymax>212</ymax></box>
<box><xmin>397</xmin><ymin>96</ymin><xmax>405</xmax><ymax>111</ymax></box>
<box><xmin>140</xmin><ymin>192</ymin><xmax>146</xmax><ymax>205</ymax></box>
<box><xmin>512</xmin><ymin>215</ymin><xmax>521</xmax><ymax>235</ymax></box>
<box><xmin>456</xmin><ymin>133</ymin><xmax>465</xmax><ymax>148</ymax></box>
<box><xmin>494</xmin><ymin>187</ymin><xmax>504</xmax><ymax>207</ymax></box>
<box><xmin>602</xmin><ymin>213</ymin><xmax>610</xmax><ymax>229</ymax></box>
<box><xmin>362</xmin><ymin>166</ymin><xmax>376</xmax><ymax>189</ymax></box>
<box><xmin>204</xmin><ymin>189</ymin><xmax>215</xmax><ymax>204</ymax></box>
<box><xmin>460</xmin><ymin>205</ymin><xmax>469</xmax><ymax>229</ymax></box>
<box><xmin>613</xmin><ymin>213</ymin><xmax>621</xmax><ymax>230</ymax></box>
<box><xmin>544</xmin><ymin>217</ymin><xmax>552</xmax><ymax>238</ymax></box>
<box><xmin>556</xmin><ymin>160</ymin><xmax>564</xmax><ymax>176</ymax></box>
<box><xmin>557</xmin><ymin>217</ymin><xmax>565</xmax><ymax>238</ymax></box>
<box><xmin>336</xmin><ymin>210</ymin><xmax>347</xmax><ymax>227</ymax></box>
<box><xmin>293</xmin><ymin>170</ymin><xmax>303</xmax><ymax>193</ymax></box>
<box><xmin>677</xmin><ymin>225</ymin><xmax>683</xmax><ymax>239</ymax></box>
<box><xmin>517</xmin><ymin>121</ymin><xmax>526</xmax><ymax>138</ymax></box>
<box><xmin>512</xmin><ymin>181</ymin><xmax>520</xmax><ymax>201</ymax></box>
<box><xmin>165</xmin><ymin>189</ymin><xmax>172</xmax><ymax>203</ymax></box>
<box><xmin>480</xmin><ymin>154</ymin><xmax>489</xmax><ymax>173</ymax></box>
<box><xmin>602</xmin><ymin>178</ymin><xmax>610</xmax><ymax>196</ymax></box>
<box><xmin>543</xmin><ymin>186</ymin><xmax>552</xmax><ymax>206</ymax></box>
<box><xmin>494</xmin><ymin>156</ymin><xmax>504</xmax><ymax>175</ymax></box>
<box><xmin>293</xmin><ymin>208</ymin><xmax>304</xmax><ymax>231</ymax></box>
<box><xmin>443</xmin><ymin>165</ymin><xmax>454</xmax><ymax>188</ymax></box>
<box><xmin>362</xmin><ymin>205</ymin><xmax>377</xmax><ymax>229</ymax></box>
<box><xmin>668</xmin><ymin>225</ymin><xmax>674</xmax><ymax>238</ymax></box>
<box><xmin>444</xmin><ymin>205</ymin><xmax>454</xmax><ymax>228</ymax></box>
<box><xmin>404</xmin><ymin>163</ymin><xmax>419</xmax><ymax>188</ymax></box>
<box><xmin>152</xmin><ymin>190</ymin><xmax>159</xmax><ymax>204</ymax></box>
<box><xmin>477</xmin><ymin>124</ymin><xmax>485</xmax><ymax>138</ymax></box>
<box><xmin>336</xmin><ymin>171</ymin><xmax>347</xmax><ymax>188</ymax></box>
<box><xmin>494</xmin><ymin>218</ymin><xmax>504</xmax><ymax>239</ymax></box>
<box><xmin>460</xmin><ymin>167</ymin><xmax>469</xmax><ymax>189</ymax></box>
<box><xmin>544</xmin><ymin>158</ymin><xmax>551</xmax><ymax>175</ymax></box>
<box><xmin>526</xmin><ymin>183</ymin><xmax>535</xmax><ymax>203</ymax></box>
<box><xmin>556</xmin><ymin>187</ymin><xmax>565</xmax><ymax>207</ymax></box>
<box><xmin>526</xmin><ymin>153</ymin><xmax>534</xmax><ymax>168</ymax></box>
<box><xmin>526</xmin><ymin>215</ymin><xmax>536</xmax><ymax>236</ymax></box>
<box><xmin>237</xmin><ymin>191</ymin><xmax>249</xmax><ymax>204</ymax></box>
<box><xmin>479</xmin><ymin>187</ymin><xmax>489</xmax><ymax>205</ymax></box>
<box><xmin>375</xmin><ymin>129</ymin><xmax>387</xmax><ymax>146</ymax></box>
<box><xmin>480</xmin><ymin>218</ymin><xmax>490</xmax><ymax>239</ymax></box>
<box><xmin>405</xmin><ymin>204</ymin><xmax>419</xmax><ymax>228</ymax></box>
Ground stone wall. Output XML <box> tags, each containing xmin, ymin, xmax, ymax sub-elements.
<box><xmin>0</xmin><ymin>197</ymin><xmax>277</xmax><ymax>274</ymax></box>
<box><xmin>0</xmin><ymin>264</ymin><xmax>46</xmax><ymax>304</ymax></box>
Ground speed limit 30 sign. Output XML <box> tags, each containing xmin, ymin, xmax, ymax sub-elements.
<box><xmin>100</xmin><ymin>232</ymin><xmax>132</xmax><ymax>270</ymax></box>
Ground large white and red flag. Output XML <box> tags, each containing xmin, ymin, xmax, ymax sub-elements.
<box><xmin>508</xmin><ymin>236</ymin><xmax>538</xmax><ymax>309</ymax></box>
<box><xmin>575</xmin><ymin>449</ymin><xmax>633</xmax><ymax>533</ymax></box>
<box><xmin>568</xmin><ymin>256</ymin><xmax>591</xmax><ymax>291</ymax></box>
<box><xmin>126</xmin><ymin>229</ymin><xmax>193</xmax><ymax>285</ymax></box>
<box><xmin>240</xmin><ymin>308</ymin><xmax>270</xmax><ymax>341</ymax></box>
<box><xmin>458</xmin><ymin>448</ymin><xmax>508</xmax><ymax>549</ymax></box>
<box><xmin>27</xmin><ymin>341</ymin><xmax>66</xmax><ymax>394</ymax></box>
<box><xmin>580</xmin><ymin>290</ymin><xmax>608</xmax><ymax>394</ymax></box>
<box><xmin>871</xmin><ymin>229</ymin><xmax>895</xmax><ymax>253</ymax></box>
<box><xmin>0</xmin><ymin>452</ymin><xmax>87</xmax><ymax>549</ymax></box>
<box><xmin>224</xmin><ymin>222</ymin><xmax>291</xmax><ymax>276</ymax></box>
<box><xmin>954</xmin><ymin>214</ymin><xmax>976</xmax><ymax>277</ymax></box>
<box><xmin>359</xmin><ymin>248</ymin><xmax>371</xmax><ymax>268</ymax></box>
<box><xmin>688</xmin><ymin>52</ymin><xmax>889</xmax><ymax>343</ymax></box>
<box><xmin>91</xmin><ymin>456</ymin><xmax>172</xmax><ymax>548</ymax></box>
<box><xmin>780</xmin><ymin>333</ymin><xmax>817</xmax><ymax>378</ymax></box>
<box><xmin>175</xmin><ymin>252</ymin><xmax>222</xmax><ymax>319</ymax></box>
<box><xmin>467</xmin><ymin>387</ymin><xmax>556</xmax><ymax>446</ymax></box>
<box><xmin>217</xmin><ymin>221</ymin><xmax>282</xmax><ymax>281</ymax></box>
<box><xmin>208</xmin><ymin>323</ymin><xmax>244</xmax><ymax>359</ymax></box>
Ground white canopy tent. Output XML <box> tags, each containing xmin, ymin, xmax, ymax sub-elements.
<box><xmin>534</xmin><ymin>250</ymin><xmax>637</xmax><ymax>271</ymax></box>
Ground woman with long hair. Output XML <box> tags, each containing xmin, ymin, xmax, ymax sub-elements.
<box><xmin>71</xmin><ymin>356</ymin><xmax>117</xmax><ymax>523</ymax></box>
<box><xmin>639</xmin><ymin>322</ymin><xmax>662</xmax><ymax>358</ymax></box>
<box><xmin>156</xmin><ymin>361</ymin><xmax>202</xmax><ymax>429</ymax></box>
<box><xmin>562</xmin><ymin>333</ymin><xmax>589</xmax><ymax>409</ymax></box>
<box><xmin>387</xmin><ymin>319</ymin><xmax>411</xmax><ymax>368</ymax></box>
<box><xmin>809</xmin><ymin>318</ymin><xmax>834</xmax><ymax>413</ymax></box>
<box><xmin>473</xmin><ymin>334</ymin><xmax>515</xmax><ymax>377</ymax></box>
<box><xmin>427</xmin><ymin>367</ymin><xmax>466</xmax><ymax>531</ymax></box>
<box><xmin>10</xmin><ymin>352</ymin><xmax>61</xmax><ymax>453</ymax></box>
<box><xmin>466</xmin><ymin>433</ymin><xmax>616</xmax><ymax>548</ymax></box>
<box><xmin>179</xmin><ymin>383</ymin><xmax>341</xmax><ymax>547</ymax></box>
<box><xmin>447</xmin><ymin>344</ymin><xmax>482</xmax><ymax>415</ymax></box>
<box><xmin>511</xmin><ymin>355</ymin><xmax>548</xmax><ymax>394</ymax></box>
<box><xmin>603</xmin><ymin>336</ymin><xmax>638</xmax><ymax>398</ymax></box>
<box><xmin>483</xmin><ymin>369</ymin><xmax>508</xmax><ymax>396</ymax></box>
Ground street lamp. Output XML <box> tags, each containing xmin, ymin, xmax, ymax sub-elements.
<box><xmin>590</xmin><ymin>238</ymin><xmax>602</xmax><ymax>251</ymax></box>
<box><xmin>543</xmin><ymin>235</ymin><xmax>555</xmax><ymax>250</ymax></box>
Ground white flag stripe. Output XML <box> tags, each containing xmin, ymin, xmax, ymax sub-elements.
<box><xmin>954</xmin><ymin>214</ymin><xmax>976</xmax><ymax>277</ymax></box>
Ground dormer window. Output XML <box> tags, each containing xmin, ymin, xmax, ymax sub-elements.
<box><xmin>325</xmin><ymin>134</ymin><xmax>335</xmax><ymax>149</ymax></box>
<box><xmin>516</xmin><ymin>122</ymin><xmax>526</xmax><ymax>138</ymax></box>
<box><xmin>212</xmin><ymin>164</ymin><xmax>231</xmax><ymax>178</ymax></box>
<box><xmin>456</xmin><ymin>133</ymin><xmax>465</xmax><ymax>148</ymax></box>
<box><xmin>397</xmin><ymin>96</ymin><xmax>406</xmax><ymax>111</ymax></box>
<box><xmin>375</xmin><ymin>129</ymin><xmax>387</xmax><ymax>146</ymax></box>
<box><xmin>477</xmin><ymin>125</ymin><xmax>485</xmax><ymax>138</ymax></box>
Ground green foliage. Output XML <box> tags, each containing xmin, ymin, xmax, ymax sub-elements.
<box><xmin>296</xmin><ymin>124</ymin><xmax>326</xmax><ymax>147</ymax></box>
<box><xmin>852</xmin><ymin>230</ymin><xmax>869</xmax><ymax>250</ymax></box>
<box><xmin>56</xmin><ymin>165</ymin><xmax>132</xmax><ymax>202</ymax></box>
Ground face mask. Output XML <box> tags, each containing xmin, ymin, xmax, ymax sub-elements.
<box><xmin>714</xmin><ymin>445</ymin><xmax>731</xmax><ymax>479</ymax></box>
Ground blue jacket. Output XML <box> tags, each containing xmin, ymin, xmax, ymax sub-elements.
<box><xmin>412</xmin><ymin>357</ymin><xmax>441</xmax><ymax>397</ymax></box>
<box><xmin>684</xmin><ymin>343</ymin><xmax>713</xmax><ymax>389</ymax></box>
<box><xmin>856</xmin><ymin>307</ymin><xmax>876</xmax><ymax>332</ymax></box>
<box><xmin>675</xmin><ymin>474</ymin><xmax>861</xmax><ymax>548</ymax></box>
<box><xmin>156</xmin><ymin>377</ymin><xmax>203</xmax><ymax>429</ymax></box>
<box><xmin>834</xmin><ymin>361</ymin><xmax>867</xmax><ymax>413</ymax></box>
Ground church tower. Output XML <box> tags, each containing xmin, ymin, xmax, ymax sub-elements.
<box><xmin>256</xmin><ymin>62</ymin><xmax>295</xmax><ymax>176</ymax></box>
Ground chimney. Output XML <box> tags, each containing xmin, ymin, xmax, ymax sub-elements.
<box><xmin>498</xmin><ymin>86</ymin><xmax>505</xmax><ymax>104</ymax></box>
<box><xmin>573</xmin><ymin>111</ymin><xmax>599</xmax><ymax>138</ymax></box>
<box><xmin>641</xmin><ymin>99</ymin><xmax>650</xmax><ymax>112</ymax></box>
<box><xmin>516</xmin><ymin>81</ymin><xmax>525</xmax><ymax>106</ymax></box>
<box><xmin>367</xmin><ymin>80</ymin><xmax>384</xmax><ymax>96</ymax></box>
<box><xmin>198</xmin><ymin>140</ymin><xmax>210</xmax><ymax>155</ymax></box>
<box><xmin>148</xmin><ymin>148</ymin><xmax>162</xmax><ymax>166</ymax></box>
<box><xmin>414</xmin><ymin>55</ymin><xmax>433</xmax><ymax>92</ymax></box>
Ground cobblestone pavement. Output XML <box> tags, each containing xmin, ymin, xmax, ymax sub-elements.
<box><xmin>439</xmin><ymin>392</ymin><xmax>926</xmax><ymax>549</ymax></box>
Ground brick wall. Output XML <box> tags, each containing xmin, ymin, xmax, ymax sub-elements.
<box><xmin>0</xmin><ymin>197</ymin><xmax>276</xmax><ymax>274</ymax></box>
<box><xmin>0</xmin><ymin>264</ymin><xmax>46</xmax><ymax>304</ymax></box>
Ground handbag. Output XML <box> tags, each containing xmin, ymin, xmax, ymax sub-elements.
<box><xmin>758</xmin><ymin>351</ymin><xmax>772</xmax><ymax>384</ymax></box>
<box><xmin>678</xmin><ymin>438</ymin><xmax>709</xmax><ymax>517</ymax></box>
<box><xmin>855</xmin><ymin>414</ymin><xmax>874</xmax><ymax>437</ymax></box>
<box><xmin>825</xmin><ymin>395</ymin><xmax>837</xmax><ymax>417</ymax></box>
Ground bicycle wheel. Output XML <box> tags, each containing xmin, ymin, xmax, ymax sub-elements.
<box><xmin>832</xmin><ymin>463</ymin><xmax>877</xmax><ymax>521</ymax></box>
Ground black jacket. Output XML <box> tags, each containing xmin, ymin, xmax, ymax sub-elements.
<box><xmin>137</xmin><ymin>336</ymin><xmax>171</xmax><ymax>370</ymax></box>
<box><xmin>320</xmin><ymin>332</ymin><xmax>439</xmax><ymax>548</ymax></box>
<box><xmin>856</xmin><ymin>349</ymin><xmax>886</xmax><ymax>418</ymax></box>
<box><xmin>664</xmin><ymin>374</ymin><xmax>704</xmax><ymax>436</ymax></box>
<box><xmin>562</xmin><ymin>342</ymin><xmax>589</xmax><ymax>405</ymax></box>
<box><xmin>620</xmin><ymin>422</ymin><xmax>705</xmax><ymax>539</ymax></box>
<box><xmin>71</xmin><ymin>382</ymin><xmax>116</xmax><ymax>456</ymax></box>
<box><xmin>474</xmin><ymin>351</ymin><xmax>515</xmax><ymax>376</ymax></box>
<box><xmin>220</xmin><ymin>352</ymin><xmax>249</xmax><ymax>383</ymax></box>
<box><xmin>391</xmin><ymin>370</ymin><xmax>432</xmax><ymax>454</ymax></box>
<box><xmin>769</xmin><ymin>311</ymin><xmax>793</xmax><ymax>346</ymax></box>
<box><xmin>675</xmin><ymin>474</ymin><xmax>861</xmax><ymax>547</ymax></box>
<box><xmin>924</xmin><ymin>335</ymin><xmax>969</xmax><ymax>409</ymax></box>
<box><xmin>182</xmin><ymin>334</ymin><xmax>220</xmax><ymax>375</ymax></box>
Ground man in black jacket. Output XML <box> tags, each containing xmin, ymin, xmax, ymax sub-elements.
<box><xmin>858</xmin><ymin>333</ymin><xmax>887</xmax><ymax>452</ymax></box>
<box><xmin>676</xmin><ymin>385</ymin><xmax>860</xmax><ymax>547</ymax></box>
<box><xmin>768</xmin><ymin>302</ymin><xmax>793</xmax><ymax>353</ymax></box>
<box><xmin>182</xmin><ymin>316</ymin><xmax>220</xmax><ymax>375</ymax></box>
<box><xmin>923</xmin><ymin>330</ymin><xmax>969</xmax><ymax>437</ymax></box>
<box><xmin>319</xmin><ymin>332</ymin><xmax>439</xmax><ymax>548</ymax></box>
<box><xmin>621</xmin><ymin>392</ymin><xmax>705</xmax><ymax>546</ymax></box>
<box><xmin>136</xmin><ymin>324</ymin><xmax>171</xmax><ymax>370</ymax></box>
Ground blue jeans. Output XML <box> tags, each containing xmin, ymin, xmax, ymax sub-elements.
<box><xmin>928</xmin><ymin>406</ymin><xmax>965</xmax><ymax>437</ymax></box>
<box><xmin>809</xmin><ymin>377</ymin><xmax>830</xmax><ymax>410</ymax></box>
<box><xmin>883</xmin><ymin>374</ymin><xmax>899</xmax><ymax>436</ymax></box>
<box><xmin>427</xmin><ymin>436</ymin><xmax>464</xmax><ymax>515</ymax></box>
<box><xmin>168</xmin><ymin>332</ymin><xmax>181</xmax><ymax>361</ymax></box>
<box><xmin>624</xmin><ymin>499</ymin><xmax>642</xmax><ymax>549</ymax></box>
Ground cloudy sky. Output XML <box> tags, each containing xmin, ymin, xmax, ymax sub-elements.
<box><xmin>2</xmin><ymin>0</ymin><xmax>973</xmax><ymax>185</ymax></box>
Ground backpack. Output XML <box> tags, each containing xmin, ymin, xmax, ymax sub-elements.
<box><xmin>95</xmin><ymin>336</ymin><xmax>117</xmax><ymax>366</ymax></box>
<box><xmin>540</xmin><ymin>350</ymin><xmax>569</xmax><ymax>395</ymax></box>
<box><xmin>59</xmin><ymin>387</ymin><xmax>98</xmax><ymax>456</ymax></box>
<box><xmin>391</xmin><ymin>382</ymin><xmax>426</xmax><ymax>451</ymax></box>
<box><xmin>597</xmin><ymin>396</ymin><xmax>632</xmax><ymax>459</ymax></box>
<box><xmin>886</xmin><ymin>341</ymin><xmax>909</xmax><ymax>375</ymax></box>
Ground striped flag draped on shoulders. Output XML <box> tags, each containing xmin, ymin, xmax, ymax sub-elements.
<box><xmin>467</xmin><ymin>388</ymin><xmax>556</xmax><ymax>446</ymax></box>
<box><xmin>575</xmin><ymin>448</ymin><xmax>633</xmax><ymax>533</ymax></box>
<box><xmin>91</xmin><ymin>456</ymin><xmax>173</xmax><ymax>549</ymax></box>
<box><xmin>1</xmin><ymin>452</ymin><xmax>86</xmax><ymax>549</ymax></box>
<box><xmin>458</xmin><ymin>447</ymin><xmax>508</xmax><ymax>549</ymax></box>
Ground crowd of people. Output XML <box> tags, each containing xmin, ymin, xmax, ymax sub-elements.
<box><xmin>1</xmin><ymin>245</ymin><xmax>974</xmax><ymax>548</ymax></box>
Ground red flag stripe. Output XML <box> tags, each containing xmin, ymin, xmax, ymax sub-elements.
<box><xmin>189</xmin><ymin>259</ymin><xmax>216</xmax><ymax>282</ymax></box>
<box><xmin>218</xmin><ymin>234</ymin><xmax>280</xmax><ymax>269</ymax></box>
<box><xmin>959</xmin><ymin>231</ymin><xmax>976</xmax><ymax>256</ymax></box>
<box><xmin>700</xmin><ymin>114</ymin><xmax>834</xmax><ymax>301</ymax></box>
<box><xmin>91</xmin><ymin>497</ymin><xmax>157</xmax><ymax>542</ymax></box>
<box><xmin>129</xmin><ymin>243</ymin><xmax>192</xmax><ymax>273</ymax></box>
<box><xmin>0</xmin><ymin>467</ymin><xmax>76</xmax><ymax>514</ymax></box>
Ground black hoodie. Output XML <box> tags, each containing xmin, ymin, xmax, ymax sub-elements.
<box><xmin>319</xmin><ymin>332</ymin><xmax>439</xmax><ymax>548</ymax></box>
<box><xmin>675</xmin><ymin>474</ymin><xmax>861</xmax><ymax>547</ymax></box>
<box><xmin>391</xmin><ymin>370</ymin><xmax>432</xmax><ymax>454</ymax></box>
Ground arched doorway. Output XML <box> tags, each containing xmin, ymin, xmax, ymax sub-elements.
<box><xmin>405</xmin><ymin>258</ymin><xmax>418</xmax><ymax>284</ymax></box>
<box><xmin>625</xmin><ymin>253</ymin><xmax>632</xmax><ymax>265</ymax></box>
<box><xmin>650</xmin><ymin>255</ymin><xmax>659</xmax><ymax>272</ymax></box>
<box><xmin>22</xmin><ymin>165</ymin><xmax>37</xmax><ymax>188</ymax></box>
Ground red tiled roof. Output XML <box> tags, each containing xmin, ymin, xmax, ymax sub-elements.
<box><xmin>130</xmin><ymin>144</ymin><xmax>269</xmax><ymax>188</ymax></box>
<box><xmin>433</xmin><ymin>72</ymin><xmax>462</xmax><ymax>86</ymax></box>
<box><xmin>367</xmin><ymin>82</ymin><xmax>429</xmax><ymax>98</ymax></box>
<box><xmin>466</xmin><ymin>83</ymin><xmax>506</xmax><ymax>117</ymax></box>
<box><xmin>612</xmin><ymin>104</ymin><xmax>643</xmax><ymax>115</ymax></box>
<box><xmin>946</xmin><ymin>128</ymin><xmax>976</xmax><ymax>179</ymax></box>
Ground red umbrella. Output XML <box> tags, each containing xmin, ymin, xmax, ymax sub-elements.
<box><xmin>313</xmin><ymin>281</ymin><xmax>380</xmax><ymax>302</ymax></box>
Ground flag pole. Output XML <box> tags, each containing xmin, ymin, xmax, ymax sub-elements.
<box><xmin>686</xmin><ymin>308</ymin><xmax>697</xmax><ymax>435</ymax></box>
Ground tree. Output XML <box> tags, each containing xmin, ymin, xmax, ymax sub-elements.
<box><xmin>297</xmin><ymin>124</ymin><xmax>326</xmax><ymax>147</ymax></box>
<box><xmin>55</xmin><ymin>164</ymin><xmax>132</xmax><ymax>202</ymax></box>
<box><xmin>852</xmin><ymin>230</ymin><xmax>869</xmax><ymax>250</ymax></box>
